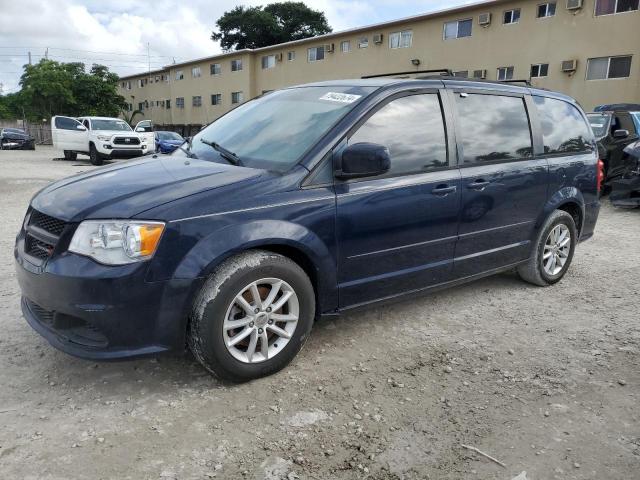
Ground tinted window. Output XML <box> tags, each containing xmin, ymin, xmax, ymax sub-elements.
<box><xmin>587</xmin><ymin>113</ymin><xmax>611</xmax><ymax>138</ymax></box>
<box><xmin>534</xmin><ymin>96</ymin><xmax>593</xmax><ymax>154</ymax></box>
<box><xmin>615</xmin><ymin>113</ymin><xmax>636</xmax><ymax>134</ymax></box>
<box><xmin>455</xmin><ymin>94</ymin><xmax>532</xmax><ymax>164</ymax></box>
<box><xmin>349</xmin><ymin>94</ymin><xmax>448</xmax><ymax>176</ymax></box>
<box><xmin>54</xmin><ymin>117</ymin><xmax>82</xmax><ymax>130</ymax></box>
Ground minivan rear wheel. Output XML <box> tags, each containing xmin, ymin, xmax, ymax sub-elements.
<box><xmin>187</xmin><ymin>250</ymin><xmax>315</xmax><ymax>382</ymax></box>
<box><xmin>517</xmin><ymin>210</ymin><xmax>577</xmax><ymax>286</ymax></box>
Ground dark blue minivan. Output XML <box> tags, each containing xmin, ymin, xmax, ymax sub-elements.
<box><xmin>15</xmin><ymin>77</ymin><xmax>601</xmax><ymax>381</ymax></box>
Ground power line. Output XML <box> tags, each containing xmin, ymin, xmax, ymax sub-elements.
<box><xmin>0</xmin><ymin>45</ymin><xmax>187</xmax><ymax>59</ymax></box>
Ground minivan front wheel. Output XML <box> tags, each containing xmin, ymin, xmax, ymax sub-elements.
<box><xmin>517</xmin><ymin>210</ymin><xmax>577</xmax><ymax>286</ymax></box>
<box><xmin>188</xmin><ymin>250</ymin><xmax>315</xmax><ymax>382</ymax></box>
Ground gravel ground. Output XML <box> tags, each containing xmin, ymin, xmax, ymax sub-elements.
<box><xmin>1</xmin><ymin>146</ymin><xmax>639</xmax><ymax>480</ymax></box>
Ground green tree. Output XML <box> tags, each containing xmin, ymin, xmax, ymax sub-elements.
<box><xmin>211</xmin><ymin>2</ymin><xmax>332</xmax><ymax>50</ymax></box>
<box><xmin>11</xmin><ymin>59</ymin><xmax>126</xmax><ymax>121</ymax></box>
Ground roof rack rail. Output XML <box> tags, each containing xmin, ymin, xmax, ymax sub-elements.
<box><xmin>362</xmin><ymin>69</ymin><xmax>453</xmax><ymax>79</ymax></box>
<box><xmin>501</xmin><ymin>79</ymin><xmax>531</xmax><ymax>86</ymax></box>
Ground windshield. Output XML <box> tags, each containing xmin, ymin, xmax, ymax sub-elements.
<box><xmin>632</xmin><ymin>112</ymin><xmax>640</xmax><ymax>133</ymax></box>
<box><xmin>5</xmin><ymin>128</ymin><xmax>25</xmax><ymax>134</ymax></box>
<box><xmin>91</xmin><ymin>119</ymin><xmax>132</xmax><ymax>131</ymax></box>
<box><xmin>183</xmin><ymin>85</ymin><xmax>376</xmax><ymax>171</ymax></box>
<box><xmin>587</xmin><ymin>113</ymin><xmax>611</xmax><ymax>139</ymax></box>
<box><xmin>157</xmin><ymin>131</ymin><xmax>183</xmax><ymax>141</ymax></box>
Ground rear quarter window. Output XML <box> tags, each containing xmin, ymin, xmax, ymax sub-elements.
<box><xmin>533</xmin><ymin>96</ymin><xmax>593</xmax><ymax>154</ymax></box>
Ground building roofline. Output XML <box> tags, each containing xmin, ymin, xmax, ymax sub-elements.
<box><xmin>118</xmin><ymin>0</ymin><xmax>510</xmax><ymax>80</ymax></box>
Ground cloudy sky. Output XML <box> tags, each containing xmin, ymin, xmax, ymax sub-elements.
<box><xmin>0</xmin><ymin>0</ymin><xmax>473</xmax><ymax>94</ymax></box>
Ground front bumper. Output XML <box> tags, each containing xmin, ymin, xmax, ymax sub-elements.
<box><xmin>610</xmin><ymin>175</ymin><xmax>640</xmax><ymax>207</ymax></box>
<box><xmin>15</xmin><ymin>246</ymin><xmax>199</xmax><ymax>360</ymax></box>
<box><xmin>2</xmin><ymin>138</ymin><xmax>34</xmax><ymax>149</ymax></box>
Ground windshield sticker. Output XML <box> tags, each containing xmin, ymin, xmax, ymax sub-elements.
<box><xmin>319</xmin><ymin>92</ymin><xmax>362</xmax><ymax>104</ymax></box>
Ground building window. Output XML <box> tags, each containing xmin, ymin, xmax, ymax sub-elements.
<box><xmin>389</xmin><ymin>30</ymin><xmax>413</xmax><ymax>49</ymax></box>
<box><xmin>453</xmin><ymin>70</ymin><xmax>469</xmax><ymax>77</ymax></box>
<box><xmin>166</xmin><ymin>99</ymin><xmax>171</xmax><ymax>109</ymax></box>
<box><xmin>586</xmin><ymin>55</ymin><xmax>632</xmax><ymax>79</ymax></box>
<box><xmin>503</xmin><ymin>9</ymin><xmax>521</xmax><ymax>24</ymax></box>
<box><xmin>192</xmin><ymin>96</ymin><xmax>202</xmax><ymax>107</ymax></box>
<box><xmin>497</xmin><ymin>66</ymin><xmax>515</xmax><ymax>80</ymax></box>
<box><xmin>530</xmin><ymin>63</ymin><xmax>549</xmax><ymax>77</ymax></box>
<box><xmin>191</xmin><ymin>67</ymin><xmax>201</xmax><ymax>78</ymax></box>
<box><xmin>307</xmin><ymin>46</ymin><xmax>325</xmax><ymax>62</ymax></box>
<box><xmin>595</xmin><ymin>0</ymin><xmax>639</xmax><ymax>15</ymax></box>
<box><xmin>176</xmin><ymin>70</ymin><xmax>184</xmax><ymax>80</ymax></box>
<box><xmin>287</xmin><ymin>51</ymin><xmax>296</xmax><ymax>61</ymax></box>
<box><xmin>210</xmin><ymin>63</ymin><xmax>221</xmax><ymax>75</ymax></box>
<box><xmin>137</xmin><ymin>79</ymin><xmax>144</xmax><ymax>88</ymax></box>
<box><xmin>138</xmin><ymin>102</ymin><xmax>144</xmax><ymax>111</ymax></box>
<box><xmin>231</xmin><ymin>91</ymin><xmax>244</xmax><ymax>104</ymax></box>
<box><xmin>176</xmin><ymin>97</ymin><xmax>184</xmax><ymax>108</ymax></box>
<box><xmin>340</xmin><ymin>40</ymin><xmax>351</xmax><ymax>53</ymax></box>
<box><xmin>443</xmin><ymin>19</ymin><xmax>472</xmax><ymax>39</ymax></box>
<box><xmin>262</xmin><ymin>55</ymin><xmax>276</xmax><ymax>69</ymax></box>
<box><xmin>211</xmin><ymin>94</ymin><xmax>222</xmax><ymax>105</ymax></box>
<box><xmin>537</xmin><ymin>2</ymin><xmax>556</xmax><ymax>17</ymax></box>
<box><xmin>358</xmin><ymin>37</ymin><xmax>369</xmax><ymax>48</ymax></box>
<box><xmin>473</xmin><ymin>69</ymin><xmax>486</xmax><ymax>78</ymax></box>
<box><xmin>231</xmin><ymin>59</ymin><xmax>243</xmax><ymax>71</ymax></box>
<box><xmin>155</xmin><ymin>75</ymin><xmax>160</xmax><ymax>82</ymax></box>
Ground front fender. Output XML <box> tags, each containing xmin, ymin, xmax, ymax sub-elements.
<box><xmin>172</xmin><ymin>219</ymin><xmax>338</xmax><ymax>311</ymax></box>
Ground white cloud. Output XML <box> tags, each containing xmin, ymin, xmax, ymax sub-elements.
<box><xmin>0</xmin><ymin>0</ymin><xmax>468</xmax><ymax>94</ymax></box>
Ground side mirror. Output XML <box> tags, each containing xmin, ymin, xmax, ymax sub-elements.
<box><xmin>76</xmin><ymin>124</ymin><xmax>87</xmax><ymax>131</ymax></box>
<box><xmin>336</xmin><ymin>142</ymin><xmax>391</xmax><ymax>179</ymax></box>
<box><xmin>613</xmin><ymin>129</ymin><xmax>629</xmax><ymax>139</ymax></box>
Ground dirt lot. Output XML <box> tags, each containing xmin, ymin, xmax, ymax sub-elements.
<box><xmin>1</xmin><ymin>146</ymin><xmax>638</xmax><ymax>480</ymax></box>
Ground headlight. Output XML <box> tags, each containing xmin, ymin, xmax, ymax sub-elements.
<box><xmin>97</xmin><ymin>135</ymin><xmax>111</xmax><ymax>141</ymax></box>
<box><xmin>69</xmin><ymin>220</ymin><xmax>165</xmax><ymax>265</ymax></box>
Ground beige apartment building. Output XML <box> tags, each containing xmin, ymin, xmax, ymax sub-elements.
<box><xmin>118</xmin><ymin>0</ymin><xmax>640</xmax><ymax>132</ymax></box>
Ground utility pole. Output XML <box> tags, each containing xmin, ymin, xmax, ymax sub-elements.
<box><xmin>28</xmin><ymin>51</ymin><xmax>32</xmax><ymax>65</ymax></box>
<box><xmin>147</xmin><ymin>42</ymin><xmax>151</xmax><ymax>74</ymax></box>
<box><xmin>44</xmin><ymin>47</ymin><xmax>49</xmax><ymax>60</ymax></box>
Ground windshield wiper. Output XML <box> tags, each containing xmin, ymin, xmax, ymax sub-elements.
<box><xmin>176</xmin><ymin>137</ymin><xmax>196</xmax><ymax>158</ymax></box>
<box><xmin>200</xmin><ymin>138</ymin><xmax>241</xmax><ymax>166</ymax></box>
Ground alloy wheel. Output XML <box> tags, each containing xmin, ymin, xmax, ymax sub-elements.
<box><xmin>542</xmin><ymin>224</ymin><xmax>571</xmax><ymax>276</ymax></box>
<box><xmin>222</xmin><ymin>278</ymin><xmax>299</xmax><ymax>364</ymax></box>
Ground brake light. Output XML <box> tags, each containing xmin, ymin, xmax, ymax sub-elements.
<box><xmin>597</xmin><ymin>159</ymin><xmax>605</xmax><ymax>193</ymax></box>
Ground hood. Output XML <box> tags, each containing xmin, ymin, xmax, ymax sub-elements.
<box><xmin>31</xmin><ymin>154</ymin><xmax>264</xmax><ymax>222</ymax></box>
<box><xmin>159</xmin><ymin>139</ymin><xmax>184</xmax><ymax>145</ymax></box>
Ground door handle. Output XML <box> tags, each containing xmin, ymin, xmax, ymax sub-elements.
<box><xmin>432</xmin><ymin>185</ymin><xmax>457</xmax><ymax>195</ymax></box>
<box><xmin>467</xmin><ymin>180</ymin><xmax>490</xmax><ymax>190</ymax></box>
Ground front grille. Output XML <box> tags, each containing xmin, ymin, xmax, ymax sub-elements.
<box><xmin>113</xmin><ymin>136</ymin><xmax>141</xmax><ymax>145</ymax></box>
<box><xmin>22</xmin><ymin>209</ymin><xmax>67</xmax><ymax>264</ymax></box>
<box><xmin>30</xmin><ymin>210</ymin><xmax>66</xmax><ymax>236</ymax></box>
<box><xmin>25</xmin><ymin>299</ymin><xmax>55</xmax><ymax>326</ymax></box>
<box><xmin>25</xmin><ymin>236</ymin><xmax>53</xmax><ymax>259</ymax></box>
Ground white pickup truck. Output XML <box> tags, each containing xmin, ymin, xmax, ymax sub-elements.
<box><xmin>51</xmin><ymin>116</ymin><xmax>154</xmax><ymax>165</ymax></box>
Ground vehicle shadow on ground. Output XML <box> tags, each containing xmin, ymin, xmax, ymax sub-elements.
<box><xmin>35</xmin><ymin>271</ymin><xmax>524</xmax><ymax>399</ymax></box>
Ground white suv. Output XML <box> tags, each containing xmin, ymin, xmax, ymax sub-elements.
<box><xmin>51</xmin><ymin>116</ymin><xmax>152</xmax><ymax>165</ymax></box>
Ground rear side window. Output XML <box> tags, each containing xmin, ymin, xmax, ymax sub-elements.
<box><xmin>54</xmin><ymin>117</ymin><xmax>81</xmax><ymax>130</ymax></box>
<box><xmin>533</xmin><ymin>96</ymin><xmax>592</xmax><ymax>154</ymax></box>
<box><xmin>454</xmin><ymin>94</ymin><xmax>532</xmax><ymax>164</ymax></box>
<box><xmin>349</xmin><ymin>93</ymin><xmax>448</xmax><ymax>176</ymax></box>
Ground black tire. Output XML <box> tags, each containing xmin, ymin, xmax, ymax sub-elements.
<box><xmin>64</xmin><ymin>150</ymin><xmax>77</xmax><ymax>161</ymax></box>
<box><xmin>188</xmin><ymin>250</ymin><xmax>315</xmax><ymax>382</ymax></box>
<box><xmin>517</xmin><ymin>210</ymin><xmax>577</xmax><ymax>286</ymax></box>
<box><xmin>89</xmin><ymin>143</ymin><xmax>103</xmax><ymax>166</ymax></box>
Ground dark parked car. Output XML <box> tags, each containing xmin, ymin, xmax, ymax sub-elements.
<box><xmin>587</xmin><ymin>109</ymin><xmax>639</xmax><ymax>187</ymax></box>
<box><xmin>15</xmin><ymin>77</ymin><xmax>601</xmax><ymax>382</ymax></box>
<box><xmin>609</xmin><ymin>139</ymin><xmax>640</xmax><ymax>207</ymax></box>
<box><xmin>0</xmin><ymin>127</ymin><xmax>35</xmax><ymax>150</ymax></box>
<box><xmin>155</xmin><ymin>131</ymin><xmax>185</xmax><ymax>154</ymax></box>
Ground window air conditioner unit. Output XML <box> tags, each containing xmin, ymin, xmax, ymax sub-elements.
<box><xmin>561</xmin><ymin>59</ymin><xmax>577</xmax><ymax>72</ymax></box>
<box><xmin>566</xmin><ymin>0</ymin><xmax>583</xmax><ymax>10</ymax></box>
<box><xmin>325</xmin><ymin>43</ymin><xmax>335</xmax><ymax>53</ymax></box>
<box><xmin>478</xmin><ymin>13</ymin><xmax>492</xmax><ymax>25</ymax></box>
<box><xmin>373</xmin><ymin>34</ymin><xmax>383</xmax><ymax>44</ymax></box>
<box><xmin>275</xmin><ymin>52</ymin><xmax>283</xmax><ymax>61</ymax></box>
